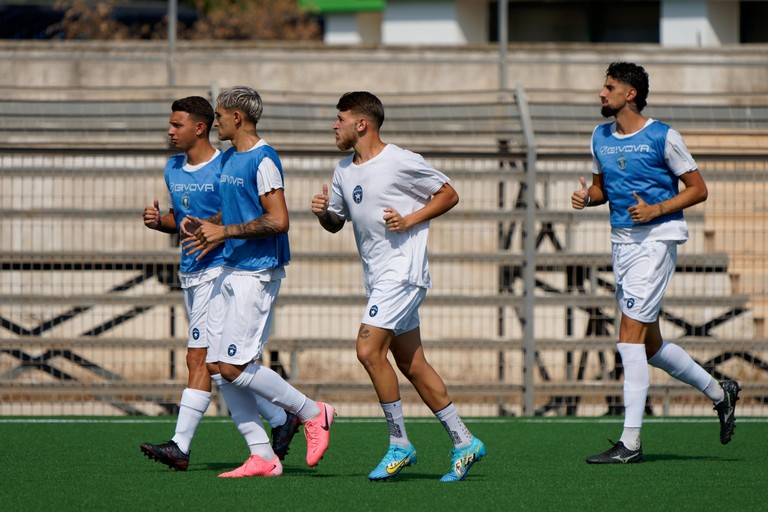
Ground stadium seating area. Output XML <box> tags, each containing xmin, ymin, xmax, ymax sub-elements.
<box><xmin>1</xmin><ymin>86</ymin><xmax>767</xmax><ymax>417</ymax></box>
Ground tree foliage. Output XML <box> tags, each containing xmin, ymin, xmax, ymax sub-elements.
<box><xmin>49</xmin><ymin>0</ymin><xmax>321</xmax><ymax>41</ymax></box>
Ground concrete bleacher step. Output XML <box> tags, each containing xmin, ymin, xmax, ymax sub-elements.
<box><xmin>2</xmin><ymin>89</ymin><xmax>766</xmax><ymax>416</ymax></box>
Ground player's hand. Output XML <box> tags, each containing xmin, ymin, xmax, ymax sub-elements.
<box><xmin>182</xmin><ymin>234</ymin><xmax>205</xmax><ymax>257</ymax></box>
<box><xmin>628</xmin><ymin>191</ymin><xmax>659</xmax><ymax>223</ymax></box>
<box><xmin>182</xmin><ymin>217</ymin><xmax>224</xmax><ymax>260</ymax></box>
<box><xmin>143</xmin><ymin>199</ymin><xmax>161</xmax><ymax>229</ymax></box>
<box><xmin>383</xmin><ymin>208</ymin><xmax>409</xmax><ymax>232</ymax></box>
<box><xmin>311</xmin><ymin>183</ymin><xmax>329</xmax><ymax>218</ymax></box>
<box><xmin>180</xmin><ymin>215</ymin><xmax>201</xmax><ymax>237</ymax></box>
<box><xmin>571</xmin><ymin>176</ymin><xmax>590</xmax><ymax>210</ymax></box>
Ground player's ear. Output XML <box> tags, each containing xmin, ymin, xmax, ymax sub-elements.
<box><xmin>626</xmin><ymin>87</ymin><xmax>637</xmax><ymax>103</ymax></box>
<box><xmin>356</xmin><ymin>117</ymin><xmax>367</xmax><ymax>134</ymax></box>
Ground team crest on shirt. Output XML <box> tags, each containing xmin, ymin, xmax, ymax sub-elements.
<box><xmin>353</xmin><ymin>185</ymin><xmax>363</xmax><ymax>204</ymax></box>
<box><xmin>228</xmin><ymin>344</ymin><xmax>237</xmax><ymax>356</ymax></box>
<box><xmin>369</xmin><ymin>305</ymin><xmax>379</xmax><ymax>317</ymax></box>
<box><xmin>617</xmin><ymin>154</ymin><xmax>627</xmax><ymax>171</ymax></box>
<box><xmin>192</xmin><ymin>328</ymin><xmax>199</xmax><ymax>340</ymax></box>
<box><xmin>182</xmin><ymin>192</ymin><xmax>190</xmax><ymax>209</ymax></box>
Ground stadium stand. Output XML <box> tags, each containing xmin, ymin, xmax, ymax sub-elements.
<box><xmin>1</xmin><ymin>86</ymin><xmax>767</xmax><ymax>417</ymax></box>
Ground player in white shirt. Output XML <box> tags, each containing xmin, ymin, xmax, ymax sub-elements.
<box><xmin>571</xmin><ymin>62</ymin><xmax>740</xmax><ymax>464</ymax></box>
<box><xmin>311</xmin><ymin>91</ymin><xmax>485</xmax><ymax>482</ymax></box>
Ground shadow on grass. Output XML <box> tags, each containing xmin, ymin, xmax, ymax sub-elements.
<box><xmin>196</xmin><ymin>462</ymin><xmax>347</xmax><ymax>478</ymax></box>
<box><xmin>644</xmin><ymin>453</ymin><xmax>740</xmax><ymax>463</ymax></box>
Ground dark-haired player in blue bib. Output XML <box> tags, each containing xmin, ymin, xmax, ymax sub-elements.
<box><xmin>572</xmin><ymin>62</ymin><xmax>740</xmax><ymax>464</ymax></box>
<box><xmin>140</xmin><ymin>96</ymin><xmax>297</xmax><ymax>472</ymax></box>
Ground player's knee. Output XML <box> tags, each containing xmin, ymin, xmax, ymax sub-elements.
<box><xmin>186</xmin><ymin>348</ymin><xmax>207</xmax><ymax>370</ymax></box>
<box><xmin>356</xmin><ymin>346</ymin><xmax>385</xmax><ymax>370</ymax></box>
<box><xmin>356</xmin><ymin>348</ymin><xmax>372</xmax><ymax>368</ymax></box>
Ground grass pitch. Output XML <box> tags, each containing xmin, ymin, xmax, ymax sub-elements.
<box><xmin>1</xmin><ymin>416</ymin><xmax>765</xmax><ymax>511</ymax></box>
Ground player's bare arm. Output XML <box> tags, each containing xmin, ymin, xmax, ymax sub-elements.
<box><xmin>205</xmin><ymin>211</ymin><xmax>223</xmax><ymax>225</ymax></box>
<box><xmin>143</xmin><ymin>199</ymin><xmax>177</xmax><ymax>233</ymax></box>
<box><xmin>223</xmin><ymin>188</ymin><xmax>289</xmax><ymax>239</ymax></box>
<box><xmin>318</xmin><ymin>210</ymin><xmax>345</xmax><ymax>233</ymax></box>
<box><xmin>628</xmin><ymin>169</ymin><xmax>707</xmax><ymax>223</ymax></box>
<box><xmin>312</xmin><ymin>183</ymin><xmax>345</xmax><ymax>233</ymax></box>
<box><xmin>571</xmin><ymin>174</ymin><xmax>606</xmax><ymax>210</ymax></box>
<box><xmin>385</xmin><ymin>182</ymin><xmax>459</xmax><ymax>233</ymax></box>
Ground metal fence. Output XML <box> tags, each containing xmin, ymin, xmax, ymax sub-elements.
<box><xmin>1</xmin><ymin>87</ymin><xmax>767</xmax><ymax>417</ymax></box>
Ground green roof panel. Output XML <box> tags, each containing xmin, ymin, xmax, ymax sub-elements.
<box><xmin>299</xmin><ymin>0</ymin><xmax>385</xmax><ymax>13</ymax></box>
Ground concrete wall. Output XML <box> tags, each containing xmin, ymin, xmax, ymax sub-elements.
<box><xmin>1</xmin><ymin>41</ymin><xmax>767</xmax><ymax>98</ymax></box>
<box><xmin>661</xmin><ymin>0</ymin><xmax>739</xmax><ymax>47</ymax></box>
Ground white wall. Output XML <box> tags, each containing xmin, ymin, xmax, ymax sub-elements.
<box><xmin>707</xmin><ymin>1</ymin><xmax>739</xmax><ymax>45</ymax></box>
<box><xmin>324</xmin><ymin>11</ymin><xmax>382</xmax><ymax>44</ymax></box>
<box><xmin>324</xmin><ymin>13</ymin><xmax>362</xmax><ymax>44</ymax></box>
<box><xmin>383</xmin><ymin>1</ymin><xmax>464</xmax><ymax>45</ymax></box>
<box><xmin>456</xmin><ymin>0</ymin><xmax>489</xmax><ymax>43</ymax></box>
<box><xmin>661</xmin><ymin>0</ymin><xmax>739</xmax><ymax>47</ymax></box>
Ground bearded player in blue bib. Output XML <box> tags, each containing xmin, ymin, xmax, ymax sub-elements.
<box><xmin>572</xmin><ymin>62</ymin><xmax>740</xmax><ymax>464</ymax></box>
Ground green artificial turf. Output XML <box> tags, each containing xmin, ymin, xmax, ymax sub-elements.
<box><xmin>1</xmin><ymin>416</ymin><xmax>765</xmax><ymax>511</ymax></box>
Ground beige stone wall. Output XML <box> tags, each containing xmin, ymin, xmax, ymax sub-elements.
<box><xmin>2</xmin><ymin>41</ymin><xmax>767</xmax><ymax>98</ymax></box>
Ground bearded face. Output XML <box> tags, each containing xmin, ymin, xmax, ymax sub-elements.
<box><xmin>333</xmin><ymin>110</ymin><xmax>359</xmax><ymax>151</ymax></box>
<box><xmin>601</xmin><ymin>104</ymin><xmax>620</xmax><ymax>118</ymax></box>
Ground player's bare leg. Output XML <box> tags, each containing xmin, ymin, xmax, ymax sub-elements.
<box><xmin>390</xmin><ymin>326</ymin><xmax>485</xmax><ymax>482</ymax></box>
<box><xmin>140</xmin><ymin>348</ymin><xmax>211</xmax><ymax>470</ymax></box>
<box><xmin>390</xmin><ymin>327</ymin><xmax>450</xmax><ymax>411</ymax></box>
<box><xmin>356</xmin><ymin>324</ymin><xmax>419</xmax><ymax>480</ymax></box>
<box><xmin>187</xmin><ymin>347</ymin><xmax>212</xmax><ymax>392</ymax></box>
<box><xmin>356</xmin><ymin>324</ymin><xmax>399</xmax><ymax>402</ymax></box>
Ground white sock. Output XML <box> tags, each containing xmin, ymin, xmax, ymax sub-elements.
<box><xmin>248</xmin><ymin>442</ymin><xmax>277</xmax><ymax>459</ymax></box>
<box><xmin>256</xmin><ymin>400</ymin><xmax>288</xmax><ymax>429</ymax></box>
<box><xmin>381</xmin><ymin>400</ymin><xmax>410</xmax><ymax>447</ymax></box>
<box><xmin>704</xmin><ymin>379</ymin><xmax>726</xmax><ymax>405</ymax></box>
<box><xmin>648</xmin><ymin>341</ymin><xmax>724</xmax><ymax>403</ymax></box>
<box><xmin>617</xmin><ymin>343</ymin><xmax>649</xmax><ymax>450</ymax></box>
<box><xmin>620</xmin><ymin>427</ymin><xmax>641</xmax><ymax>451</ymax></box>
<box><xmin>232</xmin><ymin>363</ymin><xmax>319</xmax><ymax>422</ymax></box>
<box><xmin>212</xmin><ymin>374</ymin><xmax>273</xmax><ymax>458</ymax></box>
<box><xmin>171</xmin><ymin>387</ymin><xmax>211</xmax><ymax>454</ymax></box>
<box><xmin>434</xmin><ymin>402</ymin><xmax>472</xmax><ymax>448</ymax></box>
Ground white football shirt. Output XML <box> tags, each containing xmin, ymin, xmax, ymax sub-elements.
<box><xmin>328</xmin><ymin>144</ymin><xmax>450</xmax><ymax>295</ymax></box>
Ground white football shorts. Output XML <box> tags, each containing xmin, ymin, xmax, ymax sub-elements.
<box><xmin>363</xmin><ymin>281</ymin><xmax>427</xmax><ymax>335</ymax></box>
<box><xmin>205</xmin><ymin>267</ymin><xmax>282</xmax><ymax>365</ymax></box>
<box><xmin>612</xmin><ymin>240</ymin><xmax>677</xmax><ymax>323</ymax></box>
<box><xmin>182</xmin><ymin>272</ymin><xmax>220</xmax><ymax>349</ymax></box>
